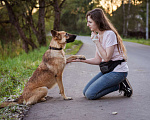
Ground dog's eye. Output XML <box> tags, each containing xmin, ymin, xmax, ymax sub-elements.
<box><xmin>65</xmin><ymin>33</ymin><xmax>69</xmax><ymax>36</ymax></box>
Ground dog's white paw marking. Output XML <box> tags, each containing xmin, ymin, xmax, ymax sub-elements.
<box><xmin>64</xmin><ymin>97</ymin><xmax>73</xmax><ymax>100</ymax></box>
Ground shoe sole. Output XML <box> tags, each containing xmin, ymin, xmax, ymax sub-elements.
<box><xmin>125</xmin><ymin>78</ymin><xmax>133</xmax><ymax>97</ymax></box>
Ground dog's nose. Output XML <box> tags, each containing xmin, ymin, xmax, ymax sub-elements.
<box><xmin>73</xmin><ymin>35</ymin><xmax>77</xmax><ymax>39</ymax></box>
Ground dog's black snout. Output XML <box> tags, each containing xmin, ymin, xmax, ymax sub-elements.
<box><xmin>66</xmin><ymin>34</ymin><xmax>77</xmax><ymax>43</ymax></box>
<box><xmin>73</xmin><ymin>35</ymin><xmax>77</xmax><ymax>39</ymax></box>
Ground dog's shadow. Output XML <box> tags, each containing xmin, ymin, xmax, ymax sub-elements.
<box><xmin>45</xmin><ymin>96</ymin><xmax>53</xmax><ymax>101</ymax></box>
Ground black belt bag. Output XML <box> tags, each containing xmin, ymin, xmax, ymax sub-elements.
<box><xmin>99</xmin><ymin>59</ymin><xmax>125</xmax><ymax>74</ymax></box>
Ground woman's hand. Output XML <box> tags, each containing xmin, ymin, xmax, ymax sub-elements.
<box><xmin>66</xmin><ymin>59</ymin><xmax>82</xmax><ymax>64</ymax></box>
<box><xmin>91</xmin><ymin>31</ymin><xmax>97</xmax><ymax>39</ymax></box>
<box><xmin>72</xmin><ymin>59</ymin><xmax>82</xmax><ymax>62</ymax></box>
<box><xmin>91</xmin><ymin>31</ymin><xmax>99</xmax><ymax>43</ymax></box>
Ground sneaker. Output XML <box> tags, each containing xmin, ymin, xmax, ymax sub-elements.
<box><xmin>119</xmin><ymin>78</ymin><xmax>133</xmax><ymax>97</ymax></box>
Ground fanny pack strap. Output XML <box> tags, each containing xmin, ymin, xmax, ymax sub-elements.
<box><xmin>115</xmin><ymin>59</ymin><xmax>125</xmax><ymax>64</ymax></box>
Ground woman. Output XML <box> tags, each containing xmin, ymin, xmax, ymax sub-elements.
<box><xmin>68</xmin><ymin>8</ymin><xmax>133</xmax><ymax>100</ymax></box>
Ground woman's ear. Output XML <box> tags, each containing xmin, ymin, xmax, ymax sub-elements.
<box><xmin>51</xmin><ymin>30</ymin><xmax>57</xmax><ymax>37</ymax></box>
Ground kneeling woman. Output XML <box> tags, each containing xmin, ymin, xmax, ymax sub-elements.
<box><xmin>68</xmin><ymin>8</ymin><xmax>133</xmax><ymax>100</ymax></box>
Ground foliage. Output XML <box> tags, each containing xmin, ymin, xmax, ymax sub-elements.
<box><xmin>0</xmin><ymin>7</ymin><xmax>20</xmax><ymax>45</ymax></box>
<box><xmin>60</xmin><ymin>0</ymin><xmax>149</xmax><ymax>37</ymax></box>
<box><xmin>139</xmin><ymin>0</ymin><xmax>150</xmax><ymax>30</ymax></box>
<box><xmin>0</xmin><ymin>9</ymin><xmax>54</xmax><ymax>60</ymax></box>
<box><xmin>0</xmin><ymin>0</ymin><xmax>54</xmax><ymax>54</ymax></box>
<box><xmin>0</xmin><ymin>36</ymin><xmax>50</xmax><ymax>60</ymax></box>
<box><xmin>110</xmin><ymin>3</ymin><xmax>145</xmax><ymax>34</ymax></box>
<box><xmin>0</xmin><ymin>0</ymin><xmax>149</xmax><ymax>59</ymax></box>
<box><xmin>60</xmin><ymin>0</ymin><xmax>94</xmax><ymax>35</ymax></box>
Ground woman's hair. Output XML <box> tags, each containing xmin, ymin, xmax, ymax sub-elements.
<box><xmin>86</xmin><ymin>8</ymin><xmax>127</xmax><ymax>59</ymax></box>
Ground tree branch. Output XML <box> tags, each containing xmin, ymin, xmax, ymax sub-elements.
<box><xmin>34</xmin><ymin>4</ymin><xmax>53</xmax><ymax>8</ymax></box>
<box><xmin>59</xmin><ymin>0</ymin><xmax>66</xmax><ymax>8</ymax></box>
<box><xmin>0</xmin><ymin>20</ymin><xmax>10</xmax><ymax>23</ymax></box>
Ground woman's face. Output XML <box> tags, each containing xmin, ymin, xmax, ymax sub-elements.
<box><xmin>87</xmin><ymin>16</ymin><xmax>98</xmax><ymax>32</ymax></box>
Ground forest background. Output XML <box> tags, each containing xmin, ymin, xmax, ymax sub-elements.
<box><xmin>0</xmin><ymin>0</ymin><xmax>149</xmax><ymax>60</ymax></box>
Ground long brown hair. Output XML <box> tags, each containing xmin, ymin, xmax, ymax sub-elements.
<box><xmin>86</xmin><ymin>8</ymin><xmax>127</xmax><ymax>59</ymax></box>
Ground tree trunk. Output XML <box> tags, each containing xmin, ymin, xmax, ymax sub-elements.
<box><xmin>122</xmin><ymin>0</ymin><xmax>126</xmax><ymax>37</ymax></box>
<box><xmin>15</xmin><ymin>22</ymin><xmax>37</xmax><ymax>52</ymax></box>
<box><xmin>53</xmin><ymin>0</ymin><xmax>66</xmax><ymax>31</ymax></box>
<box><xmin>25</xmin><ymin>0</ymin><xmax>46</xmax><ymax>46</ymax></box>
<box><xmin>126</xmin><ymin>0</ymin><xmax>131</xmax><ymax>37</ymax></box>
<box><xmin>38</xmin><ymin>0</ymin><xmax>46</xmax><ymax>46</ymax></box>
<box><xmin>22</xmin><ymin>41</ymin><xmax>29</xmax><ymax>53</ymax></box>
<box><xmin>146</xmin><ymin>0</ymin><xmax>149</xmax><ymax>40</ymax></box>
<box><xmin>54</xmin><ymin>10</ymin><xmax>61</xmax><ymax>31</ymax></box>
<box><xmin>53</xmin><ymin>0</ymin><xmax>61</xmax><ymax>30</ymax></box>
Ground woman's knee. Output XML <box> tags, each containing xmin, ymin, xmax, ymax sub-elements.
<box><xmin>83</xmin><ymin>87</ymin><xmax>87</xmax><ymax>96</ymax></box>
<box><xmin>84</xmin><ymin>91</ymin><xmax>97</xmax><ymax>100</ymax></box>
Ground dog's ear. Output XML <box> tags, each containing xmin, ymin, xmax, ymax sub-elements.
<box><xmin>51</xmin><ymin>30</ymin><xmax>57</xmax><ymax>37</ymax></box>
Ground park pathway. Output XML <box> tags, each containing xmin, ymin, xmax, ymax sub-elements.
<box><xmin>24</xmin><ymin>36</ymin><xmax>150</xmax><ymax>120</ymax></box>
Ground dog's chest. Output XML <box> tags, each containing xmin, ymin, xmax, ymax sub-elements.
<box><xmin>44</xmin><ymin>50</ymin><xmax>66</xmax><ymax>74</ymax></box>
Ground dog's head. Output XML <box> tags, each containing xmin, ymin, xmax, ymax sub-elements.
<box><xmin>51</xmin><ymin>30</ymin><xmax>76</xmax><ymax>44</ymax></box>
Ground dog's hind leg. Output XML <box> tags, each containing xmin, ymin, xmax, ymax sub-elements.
<box><xmin>26</xmin><ymin>87</ymin><xmax>48</xmax><ymax>105</ymax></box>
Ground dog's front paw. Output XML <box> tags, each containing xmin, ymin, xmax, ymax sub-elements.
<box><xmin>77</xmin><ymin>55</ymin><xmax>86</xmax><ymax>60</ymax></box>
<box><xmin>64</xmin><ymin>97</ymin><xmax>73</xmax><ymax>100</ymax></box>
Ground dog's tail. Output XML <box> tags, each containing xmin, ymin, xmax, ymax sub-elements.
<box><xmin>0</xmin><ymin>101</ymin><xmax>18</xmax><ymax>108</ymax></box>
<box><xmin>0</xmin><ymin>95</ymin><xmax>24</xmax><ymax>109</ymax></box>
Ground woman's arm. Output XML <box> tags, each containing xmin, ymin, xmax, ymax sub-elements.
<box><xmin>70</xmin><ymin>51</ymin><xmax>102</xmax><ymax>65</ymax></box>
<box><xmin>91</xmin><ymin>31</ymin><xmax>116</xmax><ymax>62</ymax></box>
<box><xmin>95</xmin><ymin>42</ymin><xmax>115</xmax><ymax>62</ymax></box>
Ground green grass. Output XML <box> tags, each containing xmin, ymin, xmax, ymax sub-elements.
<box><xmin>0</xmin><ymin>46</ymin><xmax>48</xmax><ymax>99</ymax></box>
<box><xmin>0</xmin><ymin>40</ymin><xmax>83</xmax><ymax>102</ymax></box>
<box><xmin>65</xmin><ymin>40</ymin><xmax>83</xmax><ymax>55</ymax></box>
<box><xmin>123</xmin><ymin>38</ymin><xmax>150</xmax><ymax>46</ymax></box>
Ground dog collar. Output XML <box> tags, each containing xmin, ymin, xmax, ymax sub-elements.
<box><xmin>49</xmin><ymin>46</ymin><xmax>62</xmax><ymax>50</ymax></box>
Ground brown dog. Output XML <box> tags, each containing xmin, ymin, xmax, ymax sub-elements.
<box><xmin>0</xmin><ymin>30</ymin><xmax>86</xmax><ymax>108</ymax></box>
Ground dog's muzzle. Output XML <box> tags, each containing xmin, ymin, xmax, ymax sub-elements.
<box><xmin>66</xmin><ymin>35</ymin><xmax>77</xmax><ymax>43</ymax></box>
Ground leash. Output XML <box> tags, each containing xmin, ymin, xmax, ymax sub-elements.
<box><xmin>49</xmin><ymin>46</ymin><xmax>62</xmax><ymax>50</ymax></box>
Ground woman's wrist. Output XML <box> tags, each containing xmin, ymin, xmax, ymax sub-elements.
<box><xmin>95</xmin><ymin>41</ymin><xmax>102</xmax><ymax>47</ymax></box>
